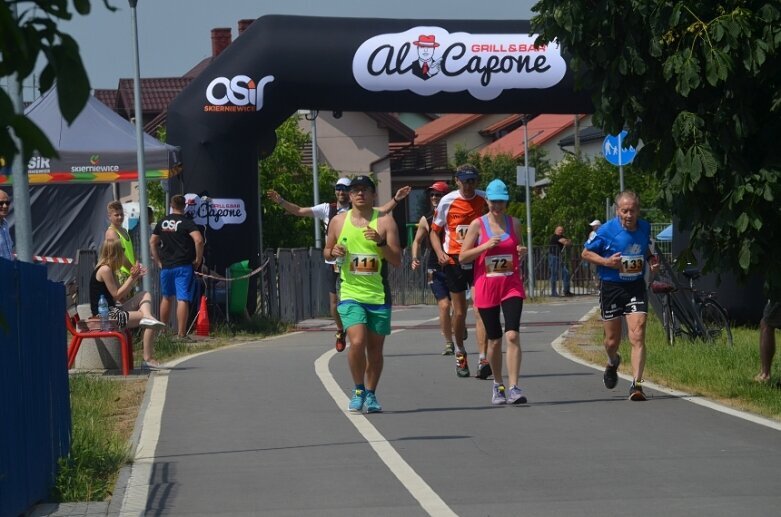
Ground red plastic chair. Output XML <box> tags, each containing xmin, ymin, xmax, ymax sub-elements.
<box><xmin>65</xmin><ymin>312</ymin><xmax>133</xmax><ymax>376</ymax></box>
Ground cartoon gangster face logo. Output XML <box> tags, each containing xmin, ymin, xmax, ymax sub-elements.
<box><xmin>352</xmin><ymin>27</ymin><xmax>567</xmax><ymax>101</ymax></box>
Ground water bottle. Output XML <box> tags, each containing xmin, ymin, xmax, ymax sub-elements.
<box><xmin>335</xmin><ymin>237</ymin><xmax>348</xmax><ymax>266</ymax></box>
<box><xmin>98</xmin><ymin>295</ymin><xmax>110</xmax><ymax>331</ymax></box>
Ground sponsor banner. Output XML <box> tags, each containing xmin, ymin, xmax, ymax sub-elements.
<box><xmin>353</xmin><ymin>27</ymin><xmax>566</xmax><ymax>101</ymax></box>
<box><xmin>203</xmin><ymin>75</ymin><xmax>275</xmax><ymax>112</ymax></box>
<box><xmin>184</xmin><ymin>194</ymin><xmax>247</xmax><ymax>230</ymax></box>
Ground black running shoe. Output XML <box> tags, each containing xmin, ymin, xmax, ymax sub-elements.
<box><xmin>475</xmin><ymin>359</ymin><xmax>492</xmax><ymax>380</ymax></box>
<box><xmin>603</xmin><ymin>353</ymin><xmax>621</xmax><ymax>389</ymax></box>
<box><xmin>628</xmin><ymin>381</ymin><xmax>647</xmax><ymax>401</ymax></box>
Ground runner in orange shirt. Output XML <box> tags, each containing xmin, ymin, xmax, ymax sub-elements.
<box><xmin>430</xmin><ymin>164</ymin><xmax>489</xmax><ymax>379</ymax></box>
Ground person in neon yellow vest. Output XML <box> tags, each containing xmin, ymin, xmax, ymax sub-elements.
<box><xmin>324</xmin><ymin>175</ymin><xmax>402</xmax><ymax>414</ymax></box>
<box><xmin>104</xmin><ymin>200</ymin><xmax>136</xmax><ymax>283</ymax></box>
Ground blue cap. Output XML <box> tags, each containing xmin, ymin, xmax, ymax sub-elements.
<box><xmin>455</xmin><ymin>164</ymin><xmax>479</xmax><ymax>181</ymax></box>
<box><xmin>486</xmin><ymin>179</ymin><xmax>509</xmax><ymax>201</ymax></box>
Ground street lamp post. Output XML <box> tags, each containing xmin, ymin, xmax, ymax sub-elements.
<box><xmin>306</xmin><ymin>110</ymin><xmax>321</xmax><ymax>248</ymax></box>
<box><xmin>522</xmin><ymin>117</ymin><xmax>535</xmax><ymax>298</ymax></box>
<box><xmin>8</xmin><ymin>3</ymin><xmax>32</xmax><ymax>262</ymax></box>
<box><xmin>129</xmin><ymin>0</ymin><xmax>151</xmax><ymax>292</ymax></box>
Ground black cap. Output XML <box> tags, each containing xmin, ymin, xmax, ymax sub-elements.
<box><xmin>350</xmin><ymin>175</ymin><xmax>376</xmax><ymax>191</ymax></box>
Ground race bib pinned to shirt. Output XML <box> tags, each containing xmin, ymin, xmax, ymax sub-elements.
<box><xmin>619</xmin><ymin>254</ymin><xmax>644</xmax><ymax>279</ymax></box>
<box><xmin>485</xmin><ymin>254</ymin><xmax>513</xmax><ymax>277</ymax></box>
<box><xmin>349</xmin><ymin>253</ymin><xmax>380</xmax><ymax>275</ymax></box>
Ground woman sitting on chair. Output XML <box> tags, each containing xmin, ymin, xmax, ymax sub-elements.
<box><xmin>90</xmin><ymin>239</ymin><xmax>166</xmax><ymax>369</ymax></box>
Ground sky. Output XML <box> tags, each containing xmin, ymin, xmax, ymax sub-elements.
<box><xmin>23</xmin><ymin>0</ymin><xmax>537</xmax><ymax>95</ymax></box>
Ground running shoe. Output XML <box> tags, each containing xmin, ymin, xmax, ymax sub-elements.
<box><xmin>475</xmin><ymin>359</ymin><xmax>492</xmax><ymax>380</ymax></box>
<box><xmin>442</xmin><ymin>342</ymin><xmax>455</xmax><ymax>356</ymax></box>
<box><xmin>455</xmin><ymin>352</ymin><xmax>470</xmax><ymax>378</ymax></box>
<box><xmin>507</xmin><ymin>385</ymin><xmax>527</xmax><ymax>405</ymax></box>
<box><xmin>348</xmin><ymin>389</ymin><xmax>366</xmax><ymax>412</ymax></box>
<box><xmin>335</xmin><ymin>330</ymin><xmax>347</xmax><ymax>352</ymax></box>
<box><xmin>491</xmin><ymin>384</ymin><xmax>507</xmax><ymax>405</ymax></box>
<box><xmin>603</xmin><ymin>353</ymin><xmax>621</xmax><ymax>389</ymax></box>
<box><xmin>628</xmin><ymin>381</ymin><xmax>647</xmax><ymax>401</ymax></box>
<box><xmin>139</xmin><ymin>317</ymin><xmax>166</xmax><ymax>330</ymax></box>
<box><xmin>365</xmin><ymin>392</ymin><xmax>383</xmax><ymax>413</ymax></box>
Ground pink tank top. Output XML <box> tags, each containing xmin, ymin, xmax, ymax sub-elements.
<box><xmin>473</xmin><ymin>214</ymin><xmax>525</xmax><ymax>308</ymax></box>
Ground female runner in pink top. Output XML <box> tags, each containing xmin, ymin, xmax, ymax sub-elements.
<box><xmin>459</xmin><ymin>179</ymin><xmax>528</xmax><ymax>405</ymax></box>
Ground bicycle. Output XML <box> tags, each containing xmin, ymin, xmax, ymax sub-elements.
<box><xmin>650</xmin><ymin>254</ymin><xmax>733</xmax><ymax>347</ymax></box>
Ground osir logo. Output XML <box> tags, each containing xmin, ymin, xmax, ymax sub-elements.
<box><xmin>161</xmin><ymin>220</ymin><xmax>183</xmax><ymax>231</ymax></box>
<box><xmin>204</xmin><ymin>75</ymin><xmax>275</xmax><ymax>112</ymax></box>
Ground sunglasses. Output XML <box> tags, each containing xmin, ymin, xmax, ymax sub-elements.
<box><xmin>429</xmin><ymin>192</ymin><xmax>443</xmax><ymax>197</ymax></box>
<box><xmin>0</xmin><ymin>201</ymin><xmax>10</xmax><ymax>207</ymax></box>
<box><xmin>460</xmin><ymin>178</ymin><xmax>477</xmax><ymax>184</ymax></box>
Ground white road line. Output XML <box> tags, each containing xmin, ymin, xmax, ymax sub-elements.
<box><xmin>552</xmin><ymin>306</ymin><xmax>781</xmax><ymax>432</ymax></box>
<box><xmin>119</xmin><ymin>337</ymin><xmax>297</xmax><ymax>515</ymax></box>
<box><xmin>315</xmin><ymin>349</ymin><xmax>457</xmax><ymax>517</ymax></box>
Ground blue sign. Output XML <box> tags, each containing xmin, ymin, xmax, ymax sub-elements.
<box><xmin>603</xmin><ymin>131</ymin><xmax>637</xmax><ymax>166</ymax></box>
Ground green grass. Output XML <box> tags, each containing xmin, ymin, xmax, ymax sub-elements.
<box><xmin>572</xmin><ymin>312</ymin><xmax>781</xmax><ymax>420</ymax></box>
<box><xmin>53</xmin><ymin>375</ymin><xmax>134</xmax><ymax>502</ymax></box>
<box><xmin>640</xmin><ymin>315</ymin><xmax>781</xmax><ymax>418</ymax></box>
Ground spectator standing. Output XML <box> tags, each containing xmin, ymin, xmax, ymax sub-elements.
<box><xmin>323</xmin><ymin>176</ymin><xmax>402</xmax><ymax>413</ymax></box>
<box><xmin>581</xmin><ymin>191</ymin><xmax>659</xmax><ymax>401</ymax></box>
<box><xmin>430</xmin><ymin>164</ymin><xmax>490</xmax><ymax>379</ymax></box>
<box><xmin>411</xmin><ymin>181</ymin><xmax>457</xmax><ymax>355</ymax></box>
<box><xmin>756</xmin><ymin>300</ymin><xmax>781</xmax><ymax>384</ymax></box>
<box><xmin>586</xmin><ymin>219</ymin><xmax>602</xmax><ymax>291</ymax></box>
<box><xmin>459</xmin><ymin>179</ymin><xmax>528</xmax><ymax>405</ymax></box>
<box><xmin>150</xmin><ymin>195</ymin><xmax>204</xmax><ymax>341</ymax></box>
<box><xmin>0</xmin><ymin>190</ymin><xmax>13</xmax><ymax>260</ymax></box>
<box><xmin>267</xmin><ymin>179</ymin><xmax>410</xmax><ymax>352</ymax></box>
<box><xmin>104</xmin><ymin>200</ymin><xmax>136</xmax><ymax>282</ymax></box>
<box><xmin>548</xmin><ymin>225</ymin><xmax>572</xmax><ymax>297</ymax></box>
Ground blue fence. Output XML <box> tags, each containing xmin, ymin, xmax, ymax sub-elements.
<box><xmin>0</xmin><ymin>258</ymin><xmax>71</xmax><ymax>517</ymax></box>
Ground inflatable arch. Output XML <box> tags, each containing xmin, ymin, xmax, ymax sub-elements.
<box><xmin>167</xmin><ymin>15</ymin><xmax>593</xmax><ymax>271</ymax></box>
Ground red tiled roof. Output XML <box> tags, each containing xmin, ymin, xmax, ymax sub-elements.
<box><xmin>480</xmin><ymin>114</ymin><xmax>587</xmax><ymax>159</ymax></box>
<box><xmin>414</xmin><ymin>114</ymin><xmax>486</xmax><ymax>146</ymax></box>
<box><xmin>480</xmin><ymin>114</ymin><xmax>525</xmax><ymax>136</ymax></box>
<box><xmin>93</xmin><ymin>89</ymin><xmax>117</xmax><ymax>109</ymax></box>
<box><xmin>116</xmin><ymin>77</ymin><xmax>192</xmax><ymax>119</ymax></box>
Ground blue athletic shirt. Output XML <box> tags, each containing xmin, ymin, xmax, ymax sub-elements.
<box><xmin>584</xmin><ymin>217</ymin><xmax>652</xmax><ymax>283</ymax></box>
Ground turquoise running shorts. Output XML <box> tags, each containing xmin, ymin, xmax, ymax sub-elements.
<box><xmin>337</xmin><ymin>302</ymin><xmax>392</xmax><ymax>336</ymax></box>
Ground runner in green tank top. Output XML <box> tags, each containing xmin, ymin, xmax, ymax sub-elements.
<box><xmin>324</xmin><ymin>176</ymin><xmax>401</xmax><ymax>414</ymax></box>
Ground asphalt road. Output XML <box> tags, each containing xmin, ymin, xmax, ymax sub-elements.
<box><xmin>118</xmin><ymin>298</ymin><xmax>781</xmax><ymax>516</ymax></box>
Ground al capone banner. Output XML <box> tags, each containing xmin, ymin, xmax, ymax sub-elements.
<box><xmin>167</xmin><ymin>16</ymin><xmax>592</xmax><ymax>271</ymax></box>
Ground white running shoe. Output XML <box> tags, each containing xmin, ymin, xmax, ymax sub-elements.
<box><xmin>139</xmin><ymin>317</ymin><xmax>166</xmax><ymax>330</ymax></box>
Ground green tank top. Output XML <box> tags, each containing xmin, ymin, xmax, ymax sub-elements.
<box><xmin>338</xmin><ymin>209</ymin><xmax>390</xmax><ymax>305</ymax></box>
<box><xmin>111</xmin><ymin>226</ymin><xmax>135</xmax><ymax>276</ymax></box>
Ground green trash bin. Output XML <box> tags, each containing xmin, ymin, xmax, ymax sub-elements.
<box><xmin>228</xmin><ymin>260</ymin><xmax>251</xmax><ymax>317</ymax></box>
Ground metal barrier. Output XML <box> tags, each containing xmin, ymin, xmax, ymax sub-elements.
<box><xmin>75</xmin><ymin>243</ymin><xmax>605</xmax><ymax>326</ymax></box>
<box><xmin>0</xmin><ymin>259</ymin><xmax>71</xmax><ymax>517</ymax></box>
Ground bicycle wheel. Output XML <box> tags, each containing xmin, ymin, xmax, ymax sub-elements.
<box><xmin>661</xmin><ymin>297</ymin><xmax>675</xmax><ymax>346</ymax></box>
<box><xmin>700</xmin><ymin>299</ymin><xmax>733</xmax><ymax>346</ymax></box>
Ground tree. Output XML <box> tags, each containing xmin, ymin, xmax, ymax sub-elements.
<box><xmin>259</xmin><ymin>116</ymin><xmax>340</xmax><ymax>249</ymax></box>
<box><xmin>0</xmin><ymin>1</ymin><xmax>114</xmax><ymax>166</ymax></box>
<box><xmin>532</xmin><ymin>1</ymin><xmax>781</xmax><ymax>297</ymax></box>
<box><xmin>531</xmin><ymin>155</ymin><xmax>665</xmax><ymax>244</ymax></box>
